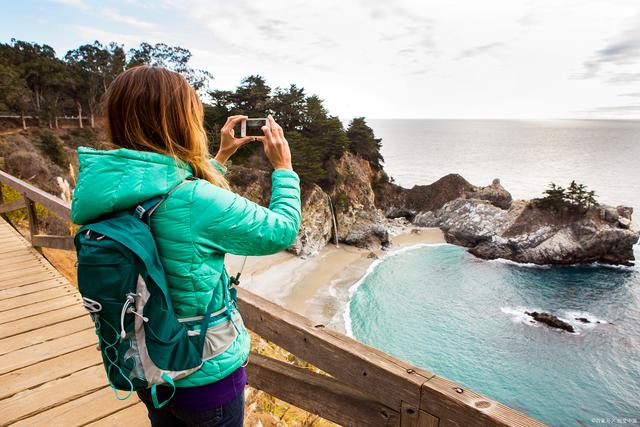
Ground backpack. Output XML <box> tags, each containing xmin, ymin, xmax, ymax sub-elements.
<box><xmin>74</xmin><ymin>179</ymin><xmax>242</xmax><ymax>409</ymax></box>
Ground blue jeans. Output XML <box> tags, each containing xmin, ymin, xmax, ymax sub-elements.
<box><xmin>138</xmin><ymin>389</ymin><xmax>245</xmax><ymax>427</ymax></box>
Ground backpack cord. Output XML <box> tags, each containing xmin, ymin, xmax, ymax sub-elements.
<box><xmin>94</xmin><ymin>317</ymin><xmax>134</xmax><ymax>401</ymax></box>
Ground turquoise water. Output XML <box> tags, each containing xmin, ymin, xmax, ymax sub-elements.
<box><xmin>347</xmin><ymin>244</ymin><xmax>640</xmax><ymax>426</ymax></box>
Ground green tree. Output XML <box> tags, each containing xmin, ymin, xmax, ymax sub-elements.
<box><xmin>268</xmin><ymin>84</ymin><xmax>306</xmax><ymax>130</ymax></box>
<box><xmin>127</xmin><ymin>42</ymin><xmax>212</xmax><ymax>91</ymax></box>
<box><xmin>346</xmin><ymin>117</ymin><xmax>384</xmax><ymax>170</ymax></box>
<box><xmin>0</xmin><ymin>64</ymin><xmax>31</xmax><ymax>129</ymax></box>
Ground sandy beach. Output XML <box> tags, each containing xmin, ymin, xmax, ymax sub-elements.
<box><xmin>226</xmin><ymin>226</ymin><xmax>445</xmax><ymax>333</ymax></box>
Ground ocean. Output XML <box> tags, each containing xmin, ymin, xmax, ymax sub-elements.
<box><xmin>346</xmin><ymin>120</ymin><xmax>640</xmax><ymax>426</ymax></box>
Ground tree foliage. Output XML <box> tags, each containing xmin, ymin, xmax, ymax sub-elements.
<box><xmin>0</xmin><ymin>38</ymin><xmax>386</xmax><ymax>190</ymax></box>
<box><xmin>534</xmin><ymin>181</ymin><xmax>598</xmax><ymax>213</ymax></box>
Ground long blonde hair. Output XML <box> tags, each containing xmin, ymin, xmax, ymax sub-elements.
<box><xmin>102</xmin><ymin>66</ymin><xmax>229</xmax><ymax>189</ymax></box>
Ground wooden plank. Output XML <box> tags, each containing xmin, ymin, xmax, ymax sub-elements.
<box><xmin>0</xmin><ymin>245</ymin><xmax>30</xmax><ymax>255</ymax></box>
<box><xmin>85</xmin><ymin>402</ymin><xmax>149</xmax><ymax>427</ymax></box>
<box><xmin>0</xmin><ymin>198</ymin><xmax>26</xmax><ymax>214</ymax></box>
<box><xmin>247</xmin><ymin>352</ymin><xmax>400</xmax><ymax>427</ymax></box>
<box><xmin>0</xmin><ymin>265</ymin><xmax>54</xmax><ymax>281</ymax></box>
<box><xmin>0</xmin><ymin>253</ymin><xmax>37</xmax><ymax>266</ymax></box>
<box><xmin>0</xmin><ymin>328</ymin><xmax>97</xmax><ymax>375</ymax></box>
<box><xmin>0</xmin><ymin>293</ymin><xmax>81</xmax><ymax>324</ymax></box>
<box><xmin>237</xmin><ymin>288</ymin><xmax>433</xmax><ymax>410</ymax></box>
<box><xmin>0</xmin><ymin>346</ymin><xmax>101</xmax><ymax>400</ymax></box>
<box><xmin>32</xmin><ymin>235</ymin><xmax>75</xmax><ymax>251</ymax></box>
<box><xmin>11</xmin><ymin>387</ymin><xmax>140</xmax><ymax>427</ymax></box>
<box><xmin>0</xmin><ymin>278</ymin><xmax>67</xmax><ymax>300</ymax></box>
<box><xmin>0</xmin><ymin>258</ymin><xmax>50</xmax><ymax>274</ymax></box>
<box><xmin>402</xmin><ymin>402</ymin><xmax>439</xmax><ymax>427</ymax></box>
<box><xmin>0</xmin><ymin>315</ymin><xmax>93</xmax><ymax>356</ymax></box>
<box><xmin>0</xmin><ymin>365</ymin><xmax>107</xmax><ymax>426</ymax></box>
<box><xmin>0</xmin><ymin>304</ymin><xmax>87</xmax><ymax>339</ymax></box>
<box><xmin>419</xmin><ymin>376</ymin><xmax>547</xmax><ymax>427</ymax></box>
<box><xmin>0</xmin><ymin>284</ymin><xmax>76</xmax><ymax>311</ymax></box>
<box><xmin>0</xmin><ymin>270</ymin><xmax>60</xmax><ymax>289</ymax></box>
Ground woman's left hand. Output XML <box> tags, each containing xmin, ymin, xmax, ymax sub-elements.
<box><xmin>214</xmin><ymin>115</ymin><xmax>257</xmax><ymax>165</ymax></box>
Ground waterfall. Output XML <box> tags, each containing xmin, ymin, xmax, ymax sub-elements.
<box><xmin>326</xmin><ymin>193</ymin><xmax>339</xmax><ymax>247</ymax></box>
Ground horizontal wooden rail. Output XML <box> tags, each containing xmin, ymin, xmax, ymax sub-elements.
<box><xmin>0</xmin><ymin>168</ymin><xmax>546</xmax><ymax>426</ymax></box>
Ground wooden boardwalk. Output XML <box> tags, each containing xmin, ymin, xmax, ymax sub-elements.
<box><xmin>0</xmin><ymin>217</ymin><xmax>149</xmax><ymax>426</ymax></box>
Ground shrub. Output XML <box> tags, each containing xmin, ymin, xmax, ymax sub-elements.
<box><xmin>39</xmin><ymin>130</ymin><xmax>67</xmax><ymax>167</ymax></box>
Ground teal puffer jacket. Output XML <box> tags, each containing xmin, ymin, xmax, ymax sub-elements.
<box><xmin>71</xmin><ymin>146</ymin><xmax>302</xmax><ymax>386</ymax></box>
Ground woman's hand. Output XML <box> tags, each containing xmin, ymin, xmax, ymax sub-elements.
<box><xmin>259</xmin><ymin>115</ymin><xmax>292</xmax><ymax>170</ymax></box>
<box><xmin>214</xmin><ymin>115</ymin><xmax>256</xmax><ymax>165</ymax></box>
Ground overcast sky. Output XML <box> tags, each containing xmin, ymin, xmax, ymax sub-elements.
<box><xmin>3</xmin><ymin>0</ymin><xmax>640</xmax><ymax>120</ymax></box>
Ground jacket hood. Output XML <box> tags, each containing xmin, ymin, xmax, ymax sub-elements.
<box><xmin>71</xmin><ymin>146</ymin><xmax>192</xmax><ymax>224</ymax></box>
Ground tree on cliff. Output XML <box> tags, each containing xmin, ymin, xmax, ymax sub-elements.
<box><xmin>346</xmin><ymin>117</ymin><xmax>384</xmax><ymax>170</ymax></box>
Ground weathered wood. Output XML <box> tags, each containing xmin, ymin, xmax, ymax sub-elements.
<box><xmin>0</xmin><ymin>315</ymin><xmax>92</xmax><ymax>355</ymax></box>
<box><xmin>0</xmin><ymin>346</ymin><xmax>101</xmax><ymax>400</ymax></box>
<box><xmin>0</xmin><ymin>271</ymin><xmax>60</xmax><ymax>289</ymax></box>
<box><xmin>0</xmin><ymin>304</ymin><xmax>87</xmax><ymax>339</ymax></box>
<box><xmin>247</xmin><ymin>352</ymin><xmax>400</xmax><ymax>427</ymax></box>
<box><xmin>420</xmin><ymin>376</ymin><xmax>546</xmax><ymax>427</ymax></box>
<box><xmin>0</xmin><ymin>293</ymin><xmax>81</xmax><ymax>324</ymax></box>
<box><xmin>0</xmin><ymin>365</ymin><xmax>106</xmax><ymax>426</ymax></box>
<box><xmin>0</xmin><ymin>284</ymin><xmax>76</xmax><ymax>311</ymax></box>
<box><xmin>0</xmin><ymin>198</ymin><xmax>26</xmax><ymax>214</ymax></box>
<box><xmin>10</xmin><ymin>387</ymin><xmax>139</xmax><ymax>427</ymax></box>
<box><xmin>0</xmin><ymin>171</ymin><xmax>71</xmax><ymax>220</ymax></box>
<box><xmin>0</xmin><ymin>328</ymin><xmax>97</xmax><ymax>375</ymax></box>
<box><xmin>32</xmin><ymin>234</ymin><xmax>75</xmax><ymax>250</ymax></box>
<box><xmin>237</xmin><ymin>287</ymin><xmax>433</xmax><ymax>410</ymax></box>
<box><xmin>0</xmin><ymin>278</ymin><xmax>66</xmax><ymax>300</ymax></box>
<box><xmin>85</xmin><ymin>402</ymin><xmax>149</xmax><ymax>427</ymax></box>
<box><xmin>24</xmin><ymin>197</ymin><xmax>38</xmax><ymax>239</ymax></box>
<box><xmin>402</xmin><ymin>402</ymin><xmax>440</xmax><ymax>427</ymax></box>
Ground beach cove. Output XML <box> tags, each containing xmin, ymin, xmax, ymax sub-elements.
<box><xmin>225</xmin><ymin>225</ymin><xmax>445</xmax><ymax>332</ymax></box>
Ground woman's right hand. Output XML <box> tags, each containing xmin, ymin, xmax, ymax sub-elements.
<box><xmin>260</xmin><ymin>115</ymin><xmax>292</xmax><ymax>170</ymax></box>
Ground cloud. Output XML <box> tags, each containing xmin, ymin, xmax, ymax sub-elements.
<box><xmin>582</xmin><ymin>20</ymin><xmax>640</xmax><ymax>78</ymax></box>
<box><xmin>50</xmin><ymin>0</ymin><xmax>87</xmax><ymax>8</ymax></box>
<box><xmin>620</xmin><ymin>92</ymin><xmax>640</xmax><ymax>97</ymax></box>
<box><xmin>102</xmin><ymin>9</ymin><xmax>155</xmax><ymax>30</ymax></box>
<box><xmin>454</xmin><ymin>42</ymin><xmax>504</xmax><ymax>60</ymax></box>
<box><xmin>607</xmin><ymin>72</ymin><xmax>640</xmax><ymax>84</ymax></box>
<box><xmin>586</xmin><ymin>104</ymin><xmax>640</xmax><ymax>113</ymax></box>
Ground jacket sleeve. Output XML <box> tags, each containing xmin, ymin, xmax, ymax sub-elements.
<box><xmin>190</xmin><ymin>168</ymin><xmax>302</xmax><ymax>256</ymax></box>
<box><xmin>209</xmin><ymin>158</ymin><xmax>228</xmax><ymax>176</ymax></box>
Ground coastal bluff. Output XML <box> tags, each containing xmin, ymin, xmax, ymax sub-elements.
<box><xmin>228</xmin><ymin>152</ymin><xmax>639</xmax><ymax>266</ymax></box>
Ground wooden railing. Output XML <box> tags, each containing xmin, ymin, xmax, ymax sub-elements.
<box><xmin>0</xmin><ymin>169</ymin><xmax>546</xmax><ymax>427</ymax></box>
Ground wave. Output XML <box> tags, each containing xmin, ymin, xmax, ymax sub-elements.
<box><xmin>342</xmin><ymin>243</ymin><xmax>450</xmax><ymax>338</ymax></box>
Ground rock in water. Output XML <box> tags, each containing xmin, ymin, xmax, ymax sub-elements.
<box><xmin>525</xmin><ymin>311</ymin><xmax>575</xmax><ymax>333</ymax></box>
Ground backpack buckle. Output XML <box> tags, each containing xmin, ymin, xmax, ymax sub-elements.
<box><xmin>134</xmin><ymin>205</ymin><xmax>146</xmax><ymax>218</ymax></box>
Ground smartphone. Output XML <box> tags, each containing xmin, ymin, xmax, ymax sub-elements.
<box><xmin>235</xmin><ymin>118</ymin><xmax>268</xmax><ymax>138</ymax></box>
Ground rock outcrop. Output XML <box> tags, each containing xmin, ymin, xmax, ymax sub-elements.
<box><xmin>330</xmin><ymin>153</ymin><xmax>389</xmax><ymax>249</ymax></box>
<box><xmin>525</xmin><ymin>311</ymin><xmax>575</xmax><ymax>333</ymax></box>
<box><xmin>420</xmin><ymin>197</ymin><xmax>639</xmax><ymax>266</ymax></box>
<box><xmin>287</xmin><ymin>184</ymin><xmax>333</xmax><ymax>257</ymax></box>
<box><xmin>375</xmin><ymin>174</ymin><xmax>513</xmax><ymax>220</ymax></box>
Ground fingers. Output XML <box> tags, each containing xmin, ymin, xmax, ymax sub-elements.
<box><xmin>267</xmin><ymin>115</ymin><xmax>283</xmax><ymax>142</ymax></box>
<box><xmin>221</xmin><ymin>115</ymin><xmax>248</xmax><ymax>133</ymax></box>
<box><xmin>236</xmin><ymin>136</ymin><xmax>257</xmax><ymax>146</ymax></box>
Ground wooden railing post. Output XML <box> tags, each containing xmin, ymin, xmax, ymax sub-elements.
<box><xmin>24</xmin><ymin>196</ymin><xmax>39</xmax><ymax>249</ymax></box>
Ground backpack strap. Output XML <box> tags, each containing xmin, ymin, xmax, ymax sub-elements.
<box><xmin>134</xmin><ymin>178</ymin><xmax>195</xmax><ymax>226</ymax></box>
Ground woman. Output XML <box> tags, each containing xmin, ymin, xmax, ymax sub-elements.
<box><xmin>71</xmin><ymin>66</ymin><xmax>302</xmax><ymax>426</ymax></box>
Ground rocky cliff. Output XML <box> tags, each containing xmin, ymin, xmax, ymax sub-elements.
<box><xmin>414</xmin><ymin>198</ymin><xmax>639</xmax><ymax>266</ymax></box>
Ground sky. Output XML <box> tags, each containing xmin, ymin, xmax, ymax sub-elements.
<box><xmin>2</xmin><ymin>0</ymin><xmax>640</xmax><ymax>120</ymax></box>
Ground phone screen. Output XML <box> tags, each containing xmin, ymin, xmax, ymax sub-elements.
<box><xmin>234</xmin><ymin>118</ymin><xmax>268</xmax><ymax>137</ymax></box>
